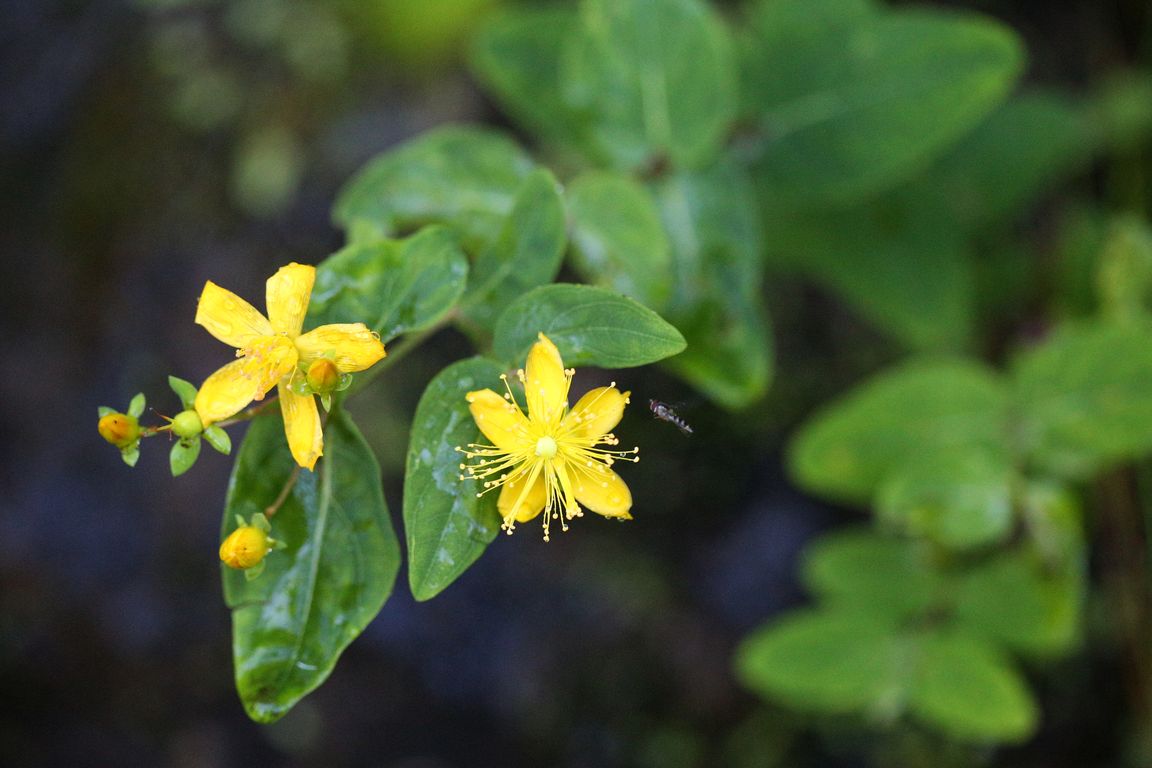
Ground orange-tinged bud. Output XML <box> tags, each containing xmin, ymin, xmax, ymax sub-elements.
<box><xmin>306</xmin><ymin>358</ymin><xmax>341</xmax><ymax>394</ymax></box>
<box><xmin>98</xmin><ymin>413</ymin><xmax>140</xmax><ymax>448</ymax></box>
<box><xmin>219</xmin><ymin>525</ymin><xmax>272</xmax><ymax>570</ymax></box>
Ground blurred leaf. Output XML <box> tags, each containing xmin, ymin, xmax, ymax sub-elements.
<box><xmin>333</xmin><ymin>126</ymin><xmax>535</xmax><ymax>250</ymax></box>
<box><xmin>405</xmin><ymin>357</ymin><xmax>504</xmax><ymax>601</ymax></box>
<box><xmin>231</xmin><ymin>125</ymin><xmax>303</xmax><ymax>219</ymax></box>
<box><xmin>802</xmin><ymin>529</ymin><xmax>943</xmax><ymax>622</ymax></box>
<box><xmin>1013</xmin><ymin>320</ymin><xmax>1152</xmax><ymax>476</ymax></box>
<box><xmin>1088</xmin><ymin>71</ymin><xmax>1152</xmax><ymax>152</ymax></box>
<box><xmin>895</xmin><ymin>91</ymin><xmax>1089</xmax><ymax>232</ymax></box>
<box><xmin>745</xmin><ymin>7</ymin><xmax>1024</xmax><ymax>205</ymax></box>
<box><xmin>223</xmin><ymin>410</ymin><xmax>400</xmax><ymax>722</ymax></box>
<box><xmin>128</xmin><ymin>393</ymin><xmax>146</xmax><ymax>418</ymax></box>
<box><xmin>169</xmin><ymin>437</ymin><xmax>200</xmax><ymax>477</ymax></box>
<box><xmin>470</xmin><ymin>7</ymin><xmax>583</xmax><ymax>148</ymax></box>
<box><xmin>492</xmin><ymin>284</ymin><xmax>686</xmax><ymax>369</ymax></box>
<box><xmin>735</xmin><ymin>609</ymin><xmax>907</xmax><ymax>716</ymax></box>
<box><xmin>460</xmin><ymin>169</ymin><xmax>567</xmax><ymax>332</ymax></box>
<box><xmin>567</xmin><ymin>170</ymin><xmax>673</xmax><ymax>310</ymax></box>
<box><xmin>1097</xmin><ymin>215</ymin><xmax>1152</xmax><ymax>323</ymax></box>
<box><xmin>310</xmin><ymin>226</ymin><xmax>468</xmax><ymax>342</ymax></box>
<box><xmin>652</xmin><ymin>159</ymin><xmax>773</xmax><ymax>408</ymax></box>
<box><xmin>791</xmin><ymin>359</ymin><xmax>1009</xmax><ymax>502</ymax></box>
<box><xmin>953</xmin><ymin>553</ymin><xmax>1081</xmax><ymax>658</ymax></box>
<box><xmin>877</xmin><ymin>451</ymin><xmax>1014</xmax><ymax>550</ymax></box>
<box><xmin>562</xmin><ymin>0</ymin><xmax>737</xmax><ymax>170</ymax></box>
<box><xmin>908</xmin><ymin>632</ymin><xmax>1038</xmax><ymax>743</ymax></box>
<box><xmin>761</xmin><ymin>195</ymin><xmax>974</xmax><ymax>350</ymax></box>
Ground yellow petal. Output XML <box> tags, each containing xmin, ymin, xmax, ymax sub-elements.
<box><xmin>572</xmin><ymin>464</ymin><xmax>633</xmax><ymax>519</ymax></box>
<box><xmin>498</xmin><ymin>466</ymin><xmax>547</xmax><ymax>523</ymax></box>
<box><xmin>295</xmin><ymin>323</ymin><xmax>386</xmax><ymax>372</ymax></box>
<box><xmin>278</xmin><ymin>383</ymin><xmax>323</xmax><ymax>470</ymax></box>
<box><xmin>524</xmin><ymin>333</ymin><xmax>567</xmax><ymax>425</ymax></box>
<box><xmin>466</xmin><ymin>389</ymin><xmax>531</xmax><ymax>452</ymax></box>
<box><xmin>195</xmin><ymin>358</ymin><xmax>266</xmax><ymax>425</ymax></box>
<box><xmin>195</xmin><ymin>281</ymin><xmax>273</xmax><ymax>348</ymax></box>
<box><xmin>563</xmin><ymin>387</ymin><xmax>629</xmax><ymax>438</ymax></box>
<box><xmin>266</xmin><ymin>263</ymin><xmax>315</xmax><ymax>336</ymax></box>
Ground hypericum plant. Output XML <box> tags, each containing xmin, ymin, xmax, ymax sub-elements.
<box><xmin>99</xmin><ymin>0</ymin><xmax>1152</xmax><ymax>754</ymax></box>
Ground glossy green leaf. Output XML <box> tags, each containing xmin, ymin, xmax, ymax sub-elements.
<box><xmin>405</xmin><ymin>357</ymin><xmax>504</xmax><ymax>601</ymax></box>
<box><xmin>791</xmin><ymin>359</ymin><xmax>1010</xmax><ymax>502</ymax></box>
<box><xmin>168</xmin><ymin>376</ymin><xmax>199</xmax><ymax>409</ymax></box>
<box><xmin>802</xmin><ymin>529</ymin><xmax>943</xmax><ymax>622</ymax></box>
<box><xmin>745</xmin><ymin>8</ymin><xmax>1024</xmax><ymax>205</ymax></box>
<box><xmin>309</xmin><ymin>226</ymin><xmax>468</xmax><ymax>342</ymax></box>
<box><xmin>460</xmin><ymin>169</ymin><xmax>567</xmax><ymax>332</ymax></box>
<box><xmin>492</xmin><ymin>284</ymin><xmax>686</xmax><ymax>369</ymax></box>
<box><xmin>953</xmin><ymin>553</ymin><xmax>1081</xmax><ymax>658</ymax></box>
<box><xmin>567</xmin><ymin>171</ymin><xmax>672</xmax><ymax>310</ymax></box>
<box><xmin>333</xmin><ymin>126</ymin><xmax>535</xmax><ymax>250</ymax></box>
<box><xmin>203</xmin><ymin>425</ymin><xmax>232</xmax><ymax>455</ymax></box>
<box><xmin>470</xmin><ymin>7</ymin><xmax>583</xmax><ymax>150</ymax></box>
<box><xmin>652</xmin><ymin>159</ymin><xmax>773</xmax><ymax>409</ymax></box>
<box><xmin>877</xmin><ymin>451</ymin><xmax>1015</xmax><ymax>550</ymax></box>
<box><xmin>561</xmin><ymin>0</ymin><xmax>737</xmax><ymax>170</ymax></box>
<box><xmin>169</xmin><ymin>437</ymin><xmax>200</xmax><ymax>477</ymax></box>
<box><xmin>735</xmin><ymin>609</ymin><xmax>907</xmax><ymax>716</ymax></box>
<box><xmin>223</xmin><ymin>409</ymin><xmax>401</xmax><ymax>722</ymax></box>
<box><xmin>909</xmin><ymin>632</ymin><xmax>1038</xmax><ymax>743</ymax></box>
<box><xmin>1013</xmin><ymin>320</ymin><xmax>1152</xmax><ymax>476</ymax></box>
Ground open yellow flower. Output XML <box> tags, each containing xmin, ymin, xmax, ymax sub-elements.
<box><xmin>193</xmin><ymin>263</ymin><xmax>385</xmax><ymax>470</ymax></box>
<box><xmin>458</xmin><ymin>333</ymin><xmax>639</xmax><ymax>541</ymax></box>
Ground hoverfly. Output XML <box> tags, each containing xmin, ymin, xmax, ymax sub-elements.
<box><xmin>648</xmin><ymin>399</ymin><xmax>693</xmax><ymax>435</ymax></box>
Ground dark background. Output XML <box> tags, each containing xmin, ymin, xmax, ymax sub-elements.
<box><xmin>1</xmin><ymin>1</ymin><xmax>1147</xmax><ymax>766</ymax></box>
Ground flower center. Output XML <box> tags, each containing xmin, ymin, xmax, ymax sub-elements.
<box><xmin>535</xmin><ymin>435</ymin><xmax>558</xmax><ymax>459</ymax></box>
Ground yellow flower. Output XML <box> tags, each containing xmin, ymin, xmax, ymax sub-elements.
<box><xmin>193</xmin><ymin>263</ymin><xmax>385</xmax><ymax>469</ymax></box>
<box><xmin>458</xmin><ymin>333</ymin><xmax>639</xmax><ymax>541</ymax></box>
<box><xmin>219</xmin><ymin>524</ymin><xmax>273</xmax><ymax>570</ymax></box>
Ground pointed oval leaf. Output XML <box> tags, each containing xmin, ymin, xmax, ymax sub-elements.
<box><xmin>170</xmin><ymin>437</ymin><xmax>201</xmax><ymax>477</ymax></box>
<box><xmin>492</xmin><ymin>284</ymin><xmax>685</xmax><ymax>369</ymax></box>
<box><xmin>309</xmin><ymin>226</ymin><xmax>469</xmax><ymax>343</ymax></box>
<box><xmin>460</xmin><ymin>169</ymin><xmax>567</xmax><ymax>332</ymax></box>
<box><xmin>222</xmin><ymin>409</ymin><xmax>401</xmax><ymax>722</ymax></box>
<box><xmin>405</xmin><ymin>357</ymin><xmax>505</xmax><ymax>601</ymax></box>
<box><xmin>168</xmin><ymin>376</ymin><xmax>199</xmax><ymax>409</ymax></box>
<box><xmin>333</xmin><ymin>126</ymin><xmax>535</xmax><ymax>250</ymax></box>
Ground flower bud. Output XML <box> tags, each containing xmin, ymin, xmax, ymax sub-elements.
<box><xmin>98</xmin><ymin>412</ymin><xmax>140</xmax><ymax>448</ymax></box>
<box><xmin>219</xmin><ymin>525</ymin><xmax>272</xmax><ymax>570</ymax></box>
<box><xmin>171</xmin><ymin>409</ymin><xmax>204</xmax><ymax>439</ymax></box>
<box><xmin>306</xmin><ymin>358</ymin><xmax>341</xmax><ymax>395</ymax></box>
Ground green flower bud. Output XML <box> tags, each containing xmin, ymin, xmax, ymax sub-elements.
<box><xmin>171</xmin><ymin>409</ymin><xmax>204</xmax><ymax>439</ymax></box>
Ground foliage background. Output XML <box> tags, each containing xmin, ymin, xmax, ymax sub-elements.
<box><xmin>1</xmin><ymin>0</ymin><xmax>1150</xmax><ymax>766</ymax></box>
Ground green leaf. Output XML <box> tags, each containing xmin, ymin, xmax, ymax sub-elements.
<box><xmin>204</xmin><ymin>425</ymin><xmax>232</xmax><ymax>455</ymax></box>
<box><xmin>333</xmin><ymin>126</ymin><xmax>535</xmax><ymax>250</ymax></box>
<box><xmin>745</xmin><ymin>7</ymin><xmax>1024</xmax><ymax>205</ymax></box>
<box><xmin>1097</xmin><ymin>215</ymin><xmax>1152</xmax><ymax>323</ymax></box>
<box><xmin>761</xmin><ymin>195</ymin><xmax>974</xmax><ymax>350</ymax></box>
<box><xmin>168</xmin><ymin>376</ymin><xmax>199</xmax><ymax>409</ymax></box>
<box><xmin>469</xmin><ymin>7</ymin><xmax>583</xmax><ymax>150</ymax></box>
<box><xmin>223</xmin><ymin>409</ymin><xmax>401</xmax><ymax>722</ymax></box>
<box><xmin>877</xmin><ymin>451</ymin><xmax>1015</xmax><ymax>550</ymax></box>
<box><xmin>121</xmin><ymin>444</ymin><xmax>140</xmax><ymax>467</ymax></box>
<box><xmin>1013</xmin><ymin>320</ymin><xmax>1152</xmax><ymax>476</ymax></box>
<box><xmin>405</xmin><ymin>357</ymin><xmax>504</xmax><ymax>601</ymax></box>
<box><xmin>169</xmin><ymin>437</ymin><xmax>201</xmax><ymax>477</ymax></box>
<box><xmin>567</xmin><ymin>171</ymin><xmax>672</xmax><ymax>310</ymax></box>
<box><xmin>953</xmin><ymin>553</ymin><xmax>1082</xmax><ymax>658</ymax></box>
<box><xmin>908</xmin><ymin>632</ymin><xmax>1038</xmax><ymax>743</ymax></box>
<box><xmin>802</xmin><ymin>529</ymin><xmax>943</xmax><ymax>622</ymax></box>
<box><xmin>460</xmin><ymin>169</ymin><xmax>567</xmax><ymax>332</ymax></box>
<box><xmin>492</xmin><ymin>284</ymin><xmax>686</xmax><ymax>369</ymax></box>
<box><xmin>651</xmin><ymin>159</ymin><xmax>773</xmax><ymax>409</ymax></box>
<box><xmin>128</xmin><ymin>393</ymin><xmax>146</xmax><ymax>418</ymax></box>
<box><xmin>561</xmin><ymin>0</ymin><xmax>737</xmax><ymax>170</ymax></box>
<box><xmin>790</xmin><ymin>359</ymin><xmax>1009</xmax><ymax>502</ymax></box>
<box><xmin>98</xmin><ymin>406</ymin><xmax>115</xmax><ymax>418</ymax></box>
<box><xmin>735</xmin><ymin>609</ymin><xmax>907</xmax><ymax>716</ymax></box>
<box><xmin>309</xmin><ymin>226</ymin><xmax>469</xmax><ymax>342</ymax></box>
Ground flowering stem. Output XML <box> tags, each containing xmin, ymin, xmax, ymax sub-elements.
<box><xmin>265</xmin><ymin>465</ymin><xmax>301</xmax><ymax>518</ymax></box>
